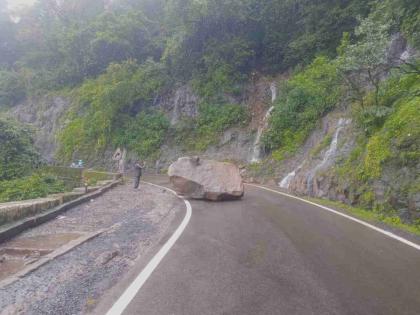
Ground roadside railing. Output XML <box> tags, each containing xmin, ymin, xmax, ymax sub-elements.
<box><xmin>43</xmin><ymin>166</ymin><xmax>121</xmax><ymax>189</ymax></box>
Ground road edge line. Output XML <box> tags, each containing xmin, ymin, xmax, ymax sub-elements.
<box><xmin>247</xmin><ymin>184</ymin><xmax>420</xmax><ymax>251</ymax></box>
<box><xmin>105</xmin><ymin>181</ymin><xmax>192</xmax><ymax>315</ymax></box>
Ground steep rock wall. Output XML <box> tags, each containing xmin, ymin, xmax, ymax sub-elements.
<box><xmin>10</xmin><ymin>96</ymin><xmax>71</xmax><ymax>162</ymax></box>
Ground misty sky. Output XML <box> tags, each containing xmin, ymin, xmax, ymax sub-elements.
<box><xmin>7</xmin><ymin>0</ymin><xmax>35</xmax><ymax>10</ymax></box>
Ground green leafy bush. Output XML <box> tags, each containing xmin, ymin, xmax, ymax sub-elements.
<box><xmin>58</xmin><ymin>60</ymin><xmax>169</xmax><ymax>162</ymax></box>
<box><xmin>0</xmin><ymin>173</ymin><xmax>65</xmax><ymax>203</ymax></box>
<box><xmin>191</xmin><ymin>37</ymin><xmax>253</xmax><ymax>100</ymax></box>
<box><xmin>0</xmin><ymin>70</ymin><xmax>25</xmax><ymax>107</ymax></box>
<box><xmin>114</xmin><ymin>111</ymin><xmax>170</xmax><ymax>160</ymax></box>
<box><xmin>263</xmin><ymin>56</ymin><xmax>342</xmax><ymax>160</ymax></box>
<box><xmin>338</xmin><ymin>73</ymin><xmax>420</xmax><ymax>195</ymax></box>
<box><xmin>0</xmin><ymin>117</ymin><xmax>40</xmax><ymax>181</ymax></box>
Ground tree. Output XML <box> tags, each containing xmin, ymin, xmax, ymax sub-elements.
<box><xmin>338</xmin><ymin>16</ymin><xmax>391</xmax><ymax>107</ymax></box>
<box><xmin>0</xmin><ymin>70</ymin><xmax>26</xmax><ymax>107</ymax></box>
<box><xmin>0</xmin><ymin>117</ymin><xmax>40</xmax><ymax>180</ymax></box>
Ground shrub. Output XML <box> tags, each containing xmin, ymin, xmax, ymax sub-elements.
<box><xmin>114</xmin><ymin>110</ymin><xmax>170</xmax><ymax>160</ymax></box>
<box><xmin>362</xmin><ymin>72</ymin><xmax>420</xmax><ymax>179</ymax></box>
<box><xmin>0</xmin><ymin>173</ymin><xmax>65</xmax><ymax>203</ymax></box>
<box><xmin>0</xmin><ymin>117</ymin><xmax>40</xmax><ymax>181</ymax></box>
<box><xmin>263</xmin><ymin>56</ymin><xmax>342</xmax><ymax>157</ymax></box>
<box><xmin>58</xmin><ymin>60</ymin><xmax>170</xmax><ymax>162</ymax></box>
<box><xmin>0</xmin><ymin>70</ymin><xmax>25</xmax><ymax>108</ymax></box>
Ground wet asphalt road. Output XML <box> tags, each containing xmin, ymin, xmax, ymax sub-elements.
<box><xmin>100</xmin><ymin>177</ymin><xmax>420</xmax><ymax>315</ymax></box>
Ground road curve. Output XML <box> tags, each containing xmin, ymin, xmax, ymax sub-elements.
<box><xmin>101</xmin><ymin>177</ymin><xmax>420</xmax><ymax>315</ymax></box>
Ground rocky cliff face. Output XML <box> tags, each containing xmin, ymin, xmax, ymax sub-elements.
<box><xmin>276</xmin><ymin>111</ymin><xmax>356</xmax><ymax>196</ymax></box>
<box><xmin>272</xmin><ymin>35</ymin><xmax>420</xmax><ymax>221</ymax></box>
<box><xmin>275</xmin><ymin>111</ymin><xmax>419</xmax><ymax>222</ymax></box>
<box><xmin>156</xmin><ymin>85</ymin><xmax>199</xmax><ymax>125</ymax></box>
<box><xmin>8</xmin><ymin>79</ymin><xmax>271</xmax><ymax>167</ymax></box>
<box><xmin>155</xmin><ymin>77</ymin><xmax>277</xmax><ymax>169</ymax></box>
<box><xmin>10</xmin><ymin>96</ymin><xmax>71</xmax><ymax>162</ymax></box>
<box><xmin>8</xmin><ymin>35</ymin><xmax>417</xmax><ymax>221</ymax></box>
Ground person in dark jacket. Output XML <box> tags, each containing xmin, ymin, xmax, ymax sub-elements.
<box><xmin>133</xmin><ymin>160</ymin><xmax>144</xmax><ymax>189</ymax></box>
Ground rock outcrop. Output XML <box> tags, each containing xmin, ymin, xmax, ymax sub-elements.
<box><xmin>10</xmin><ymin>96</ymin><xmax>71</xmax><ymax>162</ymax></box>
<box><xmin>168</xmin><ymin>157</ymin><xmax>244</xmax><ymax>201</ymax></box>
<box><xmin>157</xmin><ymin>85</ymin><xmax>199</xmax><ymax>125</ymax></box>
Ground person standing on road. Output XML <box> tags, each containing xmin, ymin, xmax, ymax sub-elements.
<box><xmin>133</xmin><ymin>160</ymin><xmax>144</xmax><ymax>189</ymax></box>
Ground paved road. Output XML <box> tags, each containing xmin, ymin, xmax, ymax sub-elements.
<box><xmin>99</xmin><ymin>177</ymin><xmax>420</xmax><ymax>315</ymax></box>
<box><xmin>0</xmin><ymin>182</ymin><xmax>184</xmax><ymax>315</ymax></box>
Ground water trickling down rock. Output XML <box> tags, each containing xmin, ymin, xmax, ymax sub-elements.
<box><xmin>306</xmin><ymin>118</ymin><xmax>352</xmax><ymax>195</ymax></box>
<box><xmin>279</xmin><ymin>163</ymin><xmax>304</xmax><ymax>189</ymax></box>
<box><xmin>270</xmin><ymin>82</ymin><xmax>277</xmax><ymax>103</ymax></box>
<box><xmin>250</xmin><ymin>82</ymin><xmax>277</xmax><ymax>162</ymax></box>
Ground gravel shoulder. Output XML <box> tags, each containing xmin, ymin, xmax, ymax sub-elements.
<box><xmin>0</xmin><ymin>181</ymin><xmax>185</xmax><ymax>315</ymax></box>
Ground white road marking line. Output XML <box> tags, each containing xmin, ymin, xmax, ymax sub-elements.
<box><xmin>106</xmin><ymin>182</ymin><xmax>192</xmax><ymax>315</ymax></box>
<box><xmin>247</xmin><ymin>184</ymin><xmax>420</xmax><ymax>251</ymax></box>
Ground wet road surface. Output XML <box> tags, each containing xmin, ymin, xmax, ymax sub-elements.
<box><xmin>99</xmin><ymin>177</ymin><xmax>420</xmax><ymax>315</ymax></box>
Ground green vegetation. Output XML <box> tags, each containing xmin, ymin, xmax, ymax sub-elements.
<box><xmin>0</xmin><ymin>0</ymin><xmax>373</xmax><ymax>160</ymax></box>
<box><xmin>335</xmin><ymin>70</ymin><xmax>420</xmax><ymax>215</ymax></box>
<box><xmin>1</xmin><ymin>0</ymin><xmax>419</xmax><ymax>225</ymax></box>
<box><xmin>0</xmin><ymin>117</ymin><xmax>68</xmax><ymax>203</ymax></box>
<box><xmin>0</xmin><ymin>117</ymin><xmax>40</xmax><ymax>181</ymax></box>
<box><xmin>355</xmin><ymin>71</ymin><xmax>419</xmax><ymax>180</ymax></box>
<box><xmin>175</xmin><ymin>103</ymin><xmax>249</xmax><ymax>151</ymax></box>
<box><xmin>58</xmin><ymin>60</ymin><xmax>169</xmax><ymax>162</ymax></box>
<box><xmin>363</xmin><ymin>78</ymin><xmax>419</xmax><ymax>177</ymax></box>
<box><xmin>0</xmin><ymin>70</ymin><xmax>26</xmax><ymax>107</ymax></box>
<box><xmin>262</xmin><ymin>0</ymin><xmax>419</xmax><ymax>163</ymax></box>
<box><xmin>310</xmin><ymin>134</ymin><xmax>333</xmax><ymax>158</ymax></box>
<box><xmin>0</xmin><ymin>173</ymin><xmax>65</xmax><ymax>203</ymax></box>
<box><xmin>263</xmin><ymin>56</ymin><xmax>342</xmax><ymax>160</ymax></box>
<box><xmin>309</xmin><ymin>197</ymin><xmax>420</xmax><ymax>237</ymax></box>
<box><xmin>337</xmin><ymin>15</ymin><xmax>391</xmax><ymax>107</ymax></box>
<box><xmin>114</xmin><ymin>110</ymin><xmax>170</xmax><ymax>161</ymax></box>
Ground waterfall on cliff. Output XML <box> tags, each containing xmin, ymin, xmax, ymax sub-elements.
<box><xmin>270</xmin><ymin>82</ymin><xmax>277</xmax><ymax>103</ymax></box>
<box><xmin>306</xmin><ymin>118</ymin><xmax>351</xmax><ymax>194</ymax></box>
<box><xmin>250</xmin><ymin>82</ymin><xmax>277</xmax><ymax>162</ymax></box>
<box><xmin>279</xmin><ymin>163</ymin><xmax>304</xmax><ymax>189</ymax></box>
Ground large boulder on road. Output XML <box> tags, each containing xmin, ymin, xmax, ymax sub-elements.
<box><xmin>168</xmin><ymin>157</ymin><xmax>244</xmax><ymax>201</ymax></box>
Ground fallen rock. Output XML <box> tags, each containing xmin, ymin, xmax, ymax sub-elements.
<box><xmin>168</xmin><ymin>157</ymin><xmax>244</xmax><ymax>201</ymax></box>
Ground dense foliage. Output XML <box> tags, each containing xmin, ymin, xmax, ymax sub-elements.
<box><xmin>0</xmin><ymin>117</ymin><xmax>40</xmax><ymax>181</ymax></box>
<box><xmin>336</xmin><ymin>70</ymin><xmax>420</xmax><ymax>213</ymax></box>
<box><xmin>263</xmin><ymin>56</ymin><xmax>342</xmax><ymax>160</ymax></box>
<box><xmin>0</xmin><ymin>0</ymin><xmax>402</xmax><ymax>162</ymax></box>
<box><xmin>0</xmin><ymin>173</ymin><xmax>65</xmax><ymax>203</ymax></box>
<box><xmin>0</xmin><ymin>0</ymin><xmax>374</xmax><ymax>101</ymax></box>
<box><xmin>58</xmin><ymin>60</ymin><xmax>169</xmax><ymax>162</ymax></box>
<box><xmin>1</xmin><ymin>0</ymin><xmax>419</xmax><ymax>221</ymax></box>
<box><xmin>262</xmin><ymin>0</ymin><xmax>419</xmax><ymax>159</ymax></box>
<box><xmin>0</xmin><ymin>117</ymin><xmax>64</xmax><ymax>203</ymax></box>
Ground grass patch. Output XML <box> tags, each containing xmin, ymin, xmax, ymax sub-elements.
<box><xmin>308</xmin><ymin>197</ymin><xmax>420</xmax><ymax>237</ymax></box>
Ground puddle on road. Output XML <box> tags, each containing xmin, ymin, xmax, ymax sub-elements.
<box><xmin>0</xmin><ymin>233</ymin><xmax>83</xmax><ymax>282</ymax></box>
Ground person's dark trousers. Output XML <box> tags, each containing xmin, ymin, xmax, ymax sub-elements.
<box><xmin>134</xmin><ymin>176</ymin><xmax>141</xmax><ymax>189</ymax></box>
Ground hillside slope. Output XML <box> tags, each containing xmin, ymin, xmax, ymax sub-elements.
<box><xmin>1</xmin><ymin>0</ymin><xmax>419</xmax><ymax>225</ymax></box>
